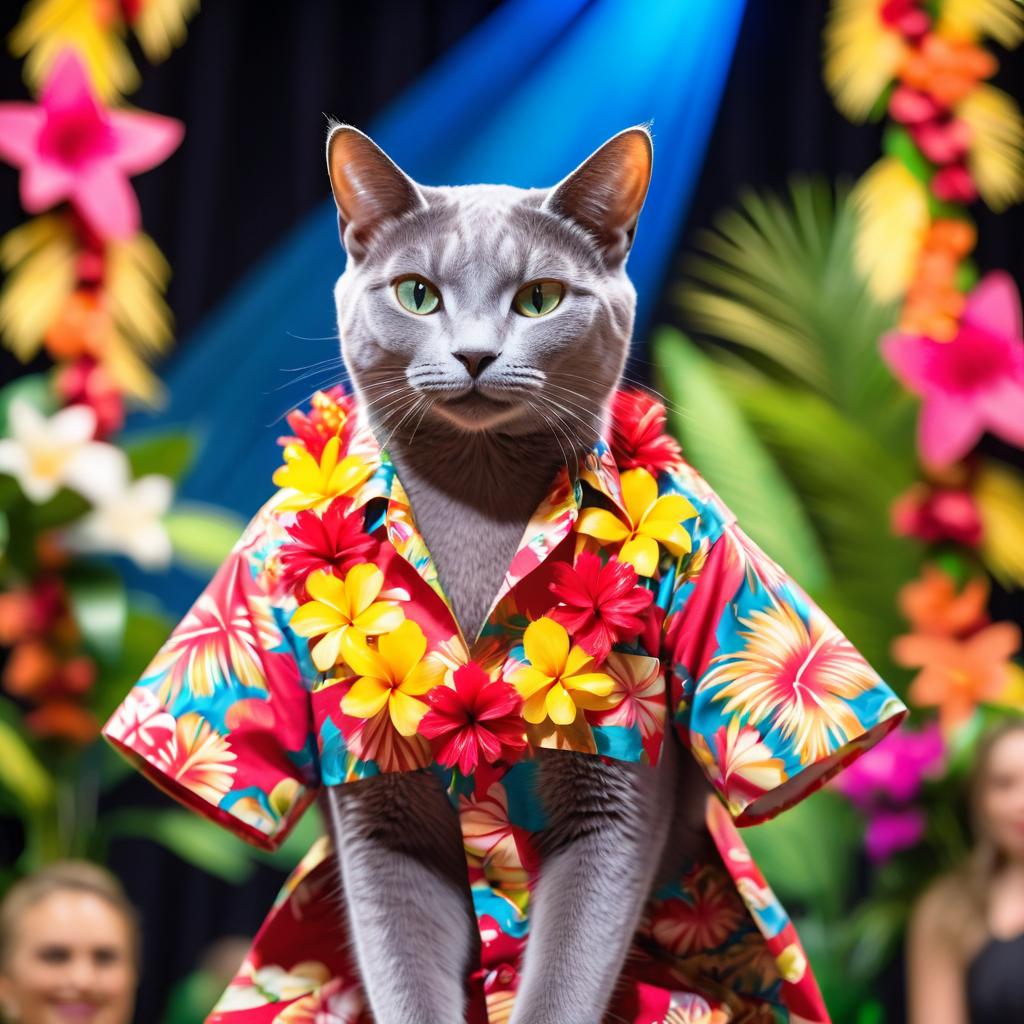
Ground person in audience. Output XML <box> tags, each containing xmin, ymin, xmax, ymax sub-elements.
<box><xmin>0</xmin><ymin>860</ymin><xmax>138</xmax><ymax>1024</ymax></box>
<box><xmin>908</xmin><ymin>718</ymin><xmax>1024</xmax><ymax>1024</ymax></box>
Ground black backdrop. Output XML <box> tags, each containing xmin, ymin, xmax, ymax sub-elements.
<box><xmin>1</xmin><ymin>2</ymin><xmax>1022</xmax><ymax>1020</ymax></box>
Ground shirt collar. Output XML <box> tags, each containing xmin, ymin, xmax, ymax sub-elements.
<box><xmin>341</xmin><ymin>403</ymin><xmax>630</xmax><ymax>628</ymax></box>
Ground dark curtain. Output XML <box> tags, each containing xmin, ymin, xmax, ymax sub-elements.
<box><xmin>1</xmin><ymin>2</ymin><xmax>1022</xmax><ymax>1020</ymax></box>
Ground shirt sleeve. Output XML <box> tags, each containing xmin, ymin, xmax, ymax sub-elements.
<box><xmin>666</xmin><ymin>520</ymin><xmax>907</xmax><ymax>826</ymax></box>
<box><xmin>102</xmin><ymin>500</ymin><xmax>320</xmax><ymax>851</ymax></box>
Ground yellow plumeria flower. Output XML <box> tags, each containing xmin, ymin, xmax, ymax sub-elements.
<box><xmin>340</xmin><ymin>619</ymin><xmax>445</xmax><ymax>736</ymax></box>
<box><xmin>272</xmin><ymin>435</ymin><xmax>374</xmax><ymax>512</ymax></box>
<box><xmin>290</xmin><ymin>565</ymin><xmax>404</xmax><ymax>672</ymax></box>
<box><xmin>512</xmin><ymin>617</ymin><xmax>616</xmax><ymax>727</ymax></box>
<box><xmin>575</xmin><ymin>467</ymin><xmax>697</xmax><ymax>576</ymax></box>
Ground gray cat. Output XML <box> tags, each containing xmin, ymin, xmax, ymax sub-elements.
<box><xmin>321</xmin><ymin>123</ymin><xmax>711</xmax><ymax>1024</ymax></box>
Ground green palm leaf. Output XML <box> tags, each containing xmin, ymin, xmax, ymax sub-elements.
<box><xmin>676</xmin><ymin>180</ymin><xmax>905</xmax><ymax>439</ymax></box>
<box><xmin>653</xmin><ymin>328</ymin><xmax>829</xmax><ymax>593</ymax></box>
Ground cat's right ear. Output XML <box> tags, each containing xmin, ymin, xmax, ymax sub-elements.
<box><xmin>325</xmin><ymin>123</ymin><xmax>426</xmax><ymax>259</ymax></box>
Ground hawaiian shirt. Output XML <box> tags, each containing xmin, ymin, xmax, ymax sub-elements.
<box><xmin>103</xmin><ymin>387</ymin><xmax>907</xmax><ymax>1024</ymax></box>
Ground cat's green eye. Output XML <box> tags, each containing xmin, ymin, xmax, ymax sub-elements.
<box><xmin>395</xmin><ymin>276</ymin><xmax>441</xmax><ymax>315</ymax></box>
<box><xmin>513</xmin><ymin>280</ymin><xmax>564</xmax><ymax>318</ymax></box>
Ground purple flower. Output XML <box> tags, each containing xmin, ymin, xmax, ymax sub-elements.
<box><xmin>834</xmin><ymin>722</ymin><xmax>944</xmax><ymax>809</ymax></box>
<box><xmin>865</xmin><ymin>808</ymin><xmax>927</xmax><ymax>863</ymax></box>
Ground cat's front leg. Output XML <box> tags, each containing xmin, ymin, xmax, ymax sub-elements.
<box><xmin>508</xmin><ymin>737</ymin><xmax>679</xmax><ymax>1024</ymax></box>
<box><xmin>322</xmin><ymin>770</ymin><xmax>479</xmax><ymax>1024</ymax></box>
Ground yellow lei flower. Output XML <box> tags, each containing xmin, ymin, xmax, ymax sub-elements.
<box><xmin>272</xmin><ymin>435</ymin><xmax>374</xmax><ymax>512</ymax></box>
<box><xmin>575</xmin><ymin>467</ymin><xmax>697</xmax><ymax>576</ymax></box>
<box><xmin>290</xmin><ymin>565</ymin><xmax>404</xmax><ymax>672</ymax></box>
<box><xmin>512</xmin><ymin>617</ymin><xmax>616</xmax><ymax>726</ymax></box>
<box><xmin>340</xmin><ymin>619</ymin><xmax>445</xmax><ymax>736</ymax></box>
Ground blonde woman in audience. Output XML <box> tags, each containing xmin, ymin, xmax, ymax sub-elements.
<box><xmin>908</xmin><ymin>718</ymin><xmax>1024</xmax><ymax>1024</ymax></box>
<box><xmin>0</xmin><ymin>861</ymin><xmax>138</xmax><ymax>1024</ymax></box>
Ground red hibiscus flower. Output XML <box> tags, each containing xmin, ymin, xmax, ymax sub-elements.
<box><xmin>608</xmin><ymin>389</ymin><xmax>682</xmax><ymax>473</ymax></box>
<box><xmin>418</xmin><ymin>663</ymin><xmax>526</xmax><ymax>775</ymax></box>
<box><xmin>278</xmin><ymin>387</ymin><xmax>355</xmax><ymax>460</ymax></box>
<box><xmin>548</xmin><ymin>551</ymin><xmax>654</xmax><ymax>663</ymax></box>
<box><xmin>278</xmin><ymin>501</ymin><xmax>378</xmax><ymax>595</ymax></box>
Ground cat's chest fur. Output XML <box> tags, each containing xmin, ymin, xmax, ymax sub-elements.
<box><xmin>399</xmin><ymin>485</ymin><xmax>533</xmax><ymax>643</ymax></box>
<box><xmin>384</xmin><ymin>438</ymin><xmax>565</xmax><ymax>644</ymax></box>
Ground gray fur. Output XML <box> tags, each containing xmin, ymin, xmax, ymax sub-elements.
<box><xmin>320</xmin><ymin>123</ymin><xmax>707</xmax><ymax>1024</ymax></box>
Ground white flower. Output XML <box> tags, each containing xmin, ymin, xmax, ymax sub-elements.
<box><xmin>0</xmin><ymin>398</ymin><xmax>127</xmax><ymax>504</ymax></box>
<box><xmin>65</xmin><ymin>473</ymin><xmax>174</xmax><ymax>569</ymax></box>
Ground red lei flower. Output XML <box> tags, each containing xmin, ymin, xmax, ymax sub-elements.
<box><xmin>278</xmin><ymin>501</ymin><xmax>378</xmax><ymax>596</ymax></box>
<box><xmin>608</xmin><ymin>389</ymin><xmax>682</xmax><ymax>473</ymax></box>
<box><xmin>418</xmin><ymin>663</ymin><xmax>526</xmax><ymax>775</ymax></box>
<box><xmin>278</xmin><ymin>387</ymin><xmax>355</xmax><ymax>460</ymax></box>
<box><xmin>548</xmin><ymin>551</ymin><xmax>654</xmax><ymax>664</ymax></box>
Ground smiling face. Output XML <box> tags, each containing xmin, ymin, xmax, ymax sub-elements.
<box><xmin>326</xmin><ymin>125</ymin><xmax>653</xmax><ymax>445</ymax></box>
<box><xmin>0</xmin><ymin>892</ymin><xmax>136</xmax><ymax>1024</ymax></box>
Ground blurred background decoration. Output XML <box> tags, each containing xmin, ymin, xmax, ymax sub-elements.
<box><xmin>0</xmin><ymin>0</ymin><xmax>313</xmax><ymax>902</ymax></box>
<box><xmin>0</xmin><ymin>1</ymin><xmax>1022</xmax><ymax>1022</ymax></box>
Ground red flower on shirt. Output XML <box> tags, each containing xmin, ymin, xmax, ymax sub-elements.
<box><xmin>278</xmin><ymin>387</ymin><xmax>355</xmax><ymax>460</ymax></box>
<box><xmin>548</xmin><ymin>551</ymin><xmax>654</xmax><ymax>663</ymax></box>
<box><xmin>278</xmin><ymin>502</ymin><xmax>378</xmax><ymax>597</ymax></box>
<box><xmin>418</xmin><ymin>663</ymin><xmax>526</xmax><ymax>775</ymax></box>
<box><xmin>609</xmin><ymin>389</ymin><xmax>682</xmax><ymax>473</ymax></box>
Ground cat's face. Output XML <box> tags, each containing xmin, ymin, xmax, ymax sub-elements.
<box><xmin>326</xmin><ymin>125</ymin><xmax>653</xmax><ymax>447</ymax></box>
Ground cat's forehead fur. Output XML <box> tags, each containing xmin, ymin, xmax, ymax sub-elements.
<box><xmin>350</xmin><ymin>182</ymin><xmax>607</xmax><ymax>290</ymax></box>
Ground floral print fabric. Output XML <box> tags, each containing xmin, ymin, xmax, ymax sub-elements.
<box><xmin>103</xmin><ymin>388</ymin><xmax>906</xmax><ymax>1023</ymax></box>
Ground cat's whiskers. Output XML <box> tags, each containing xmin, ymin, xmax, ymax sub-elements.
<box><xmin>531</xmin><ymin>395</ymin><xmax>585</xmax><ymax>481</ymax></box>
<box><xmin>525</xmin><ymin>398</ymin><xmax>572</xmax><ymax>481</ymax></box>
<box><xmin>531</xmin><ymin>380</ymin><xmax>600</xmax><ymax>424</ymax></box>
<box><xmin>379</xmin><ymin>394</ymin><xmax>430</xmax><ymax>452</ymax></box>
<box><xmin>547</xmin><ymin>367</ymin><xmax>693</xmax><ymax>424</ymax></box>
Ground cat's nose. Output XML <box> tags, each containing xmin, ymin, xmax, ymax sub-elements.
<box><xmin>453</xmin><ymin>351</ymin><xmax>498</xmax><ymax>378</ymax></box>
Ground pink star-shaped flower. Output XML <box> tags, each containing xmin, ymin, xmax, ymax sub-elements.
<box><xmin>882</xmin><ymin>272</ymin><xmax>1024</xmax><ymax>468</ymax></box>
<box><xmin>0</xmin><ymin>50</ymin><xmax>183</xmax><ymax>239</ymax></box>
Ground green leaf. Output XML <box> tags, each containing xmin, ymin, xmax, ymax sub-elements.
<box><xmin>27</xmin><ymin>487</ymin><xmax>90</xmax><ymax>529</ymax></box>
<box><xmin>652</xmin><ymin>328</ymin><xmax>829</xmax><ymax>593</ymax></box>
<box><xmin>743</xmin><ymin>790</ymin><xmax>861</xmax><ymax>917</ymax></box>
<box><xmin>123</xmin><ymin>431</ymin><xmax>197</xmax><ymax>484</ymax></box>
<box><xmin>64</xmin><ymin>563</ymin><xmax>128</xmax><ymax>664</ymax></box>
<box><xmin>846</xmin><ymin>899</ymin><xmax>910</xmax><ymax>981</ymax></box>
<box><xmin>0</xmin><ymin>699</ymin><xmax>54</xmax><ymax>811</ymax></box>
<box><xmin>675</xmin><ymin>180</ymin><xmax>902</xmax><ymax>429</ymax></box>
<box><xmin>0</xmin><ymin>374</ymin><xmax>55</xmax><ymax>431</ymax></box>
<box><xmin>166</xmin><ymin>503</ymin><xmax>245</xmax><ymax>573</ymax></box>
<box><xmin>883</xmin><ymin>125</ymin><xmax>935</xmax><ymax>183</ymax></box>
<box><xmin>88</xmin><ymin>599</ymin><xmax>172</xmax><ymax>721</ymax></box>
<box><xmin>105</xmin><ymin>809</ymin><xmax>256</xmax><ymax>884</ymax></box>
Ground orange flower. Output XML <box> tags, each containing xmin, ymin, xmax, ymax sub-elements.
<box><xmin>24</xmin><ymin>700</ymin><xmax>99</xmax><ymax>745</ymax></box>
<box><xmin>898</xmin><ymin>565</ymin><xmax>989</xmax><ymax>637</ymax></box>
<box><xmin>928</xmin><ymin>218</ymin><xmax>976</xmax><ymax>258</ymax></box>
<box><xmin>45</xmin><ymin>290</ymin><xmax>112</xmax><ymax>360</ymax></box>
<box><xmin>899</xmin><ymin>35</ymin><xmax>997</xmax><ymax>108</ymax></box>
<box><xmin>893</xmin><ymin>622</ymin><xmax>1022</xmax><ymax>730</ymax></box>
<box><xmin>2</xmin><ymin>640</ymin><xmax>59</xmax><ymax>699</ymax></box>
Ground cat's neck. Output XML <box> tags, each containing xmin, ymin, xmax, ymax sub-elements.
<box><xmin>377</xmin><ymin>417</ymin><xmax>597</xmax><ymax>520</ymax></box>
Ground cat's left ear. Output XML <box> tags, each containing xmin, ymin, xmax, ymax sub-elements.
<box><xmin>542</xmin><ymin>125</ymin><xmax>653</xmax><ymax>267</ymax></box>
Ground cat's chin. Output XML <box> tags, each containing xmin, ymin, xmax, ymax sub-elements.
<box><xmin>430</xmin><ymin>391</ymin><xmax>524</xmax><ymax>433</ymax></box>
